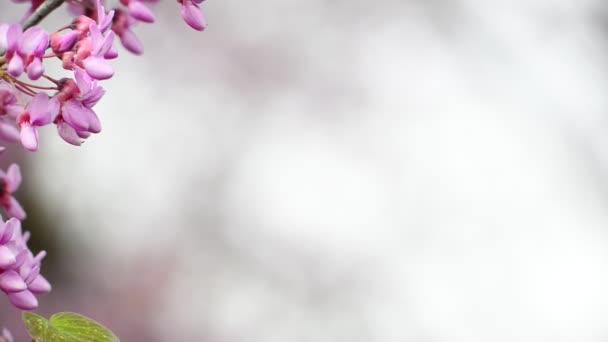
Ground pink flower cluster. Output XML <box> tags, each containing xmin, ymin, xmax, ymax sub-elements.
<box><xmin>0</xmin><ymin>0</ymin><xmax>207</xmax><ymax>151</ymax></box>
<box><xmin>0</xmin><ymin>164</ymin><xmax>50</xmax><ymax>310</ymax></box>
<box><xmin>0</xmin><ymin>0</ymin><xmax>208</xmax><ymax>313</ymax></box>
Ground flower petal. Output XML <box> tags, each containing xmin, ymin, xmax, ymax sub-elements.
<box><xmin>27</xmin><ymin>274</ymin><xmax>50</xmax><ymax>294</ymax></box>
<box><xmin>5</xmin><ymin>164</ymin><xmax>21</xmax><ymax>193</ymax></box>
<box><xmin>83</xmin><ymin>56</ymin><xmax>114</xmax><ymax>80</ymax></box>
<box><xmin>26</xmin><ymin>58</ymin><xmax>44</xmax><ymax>80</ymax></box>
<box><xmin>62</xmin><ymin>100</ymin><xmax>90</xmax><ymax>131</ymax></box>
<box><xmin>8</xmin><ymin>289</ymin><xmax>37</xmax><ymax>310</ymax></box>
<box><xmin>5</xmin><ymin>196</ymin><xmax>26</xmax><ymax>220</ymax></box>
<box><xmin>128</xmin><ymin>1</ymin><xmax>156</xmax><ymax>23</ymax></box>
<box><xmin>0</xmin><ymin>246</ymin><xmax>16</xmax><ymax>269</ymax></box>
<box><xmin>0</xmin><ymin>270</ymin><xmax>27</xmax><ymax>292</ymax></box>
<box><xmin>57</xmin><ymin>121</ymin><xmax>82</xmax><ymax>146</ymax></box>
<box><xmin>19</xmin><ymin>124</ymin><xmax>39</xmax><ymax>152</ymax></box>
<box><xmin>181</xmin><ymin>1</ymin><xmax>206</xmax><ymax>31</ymax></box>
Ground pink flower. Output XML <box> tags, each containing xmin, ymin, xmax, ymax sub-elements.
<box><xmin>178</xmin><ymin>0</ymin><xmax>207</xmax><ymax>31</ymax></box>
<box><xmin>16</xmin><ymin>93</ymin><xmax>59</xmax><ymax>152</ymax></box>
<box><xmin>0</xmin><ymin>217</ymin><xmax>50</xmax><ymax>310</ymax></box>
<box><xmin>72</xmin><ymin>23</ymin><xmax>116</xmax><ymax>80</ymax></box>
<box><xmin>0</xmin><ymin>165</ymin><xmax>25</xmax><ymax>220</ymax></box>
<box><xmin>0</xmin><ymin>24</ymin><xmax>49</xmax><ymax>80</ymax></box>
<box><xmin>112</xmin><ymin>9</ymin><xmax>144</xmax><ymax>55</ymax></box>
<box><xmin>55</xmin><ymin>68</ymin><xmax>104</xmax><ymax>145</ymax></box>
<box><xmin>121</xmin><ymin>0</ymin><xmax>156</xmax><ymax>23</ymax></box>
<box><xmin>0</xmin><ymin>82</ymin><xmax>23</xmax><ymax>143</ymax></box>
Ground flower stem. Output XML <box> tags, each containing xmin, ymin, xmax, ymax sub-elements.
<box><xmin>23</xmin><ymin>0</ymin><xmax>66</xmax><ymax>30</ymax></box>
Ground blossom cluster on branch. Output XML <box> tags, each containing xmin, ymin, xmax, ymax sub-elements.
<box><xmin>0</xmin><ymin>0</ymin><xmax>207</xmax><ymax>339</ymax></box>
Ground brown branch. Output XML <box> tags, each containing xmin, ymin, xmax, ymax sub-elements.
<box><xmin>23</xmin><ymin>0</ymin><xmax>66</xmax><ymax>30</ymax></box>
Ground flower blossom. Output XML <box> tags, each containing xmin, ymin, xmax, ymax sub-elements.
<box><xmin>178</xmin><ymin>0</ymin><xmax>207</xmax><ymax>31</ymax></box>
<box><xmin>0</xmin><ymin>217</ymin><xmax>50</xmax><ymax>310</ymax></box>
<box><xmin>112</xmin><ymin>9</ymin><xmax>144</xmax><ymax>55</ymax></box>
<box><xmin>0</xmin><ymin>82</ymin><xmax>23</xmax><ymax>143</ymax></box>
<box><xmin>0</xmin><ymin>164</ymin><xmax>24</xmax><ymax>220</ymax></box>
<box><xmin>55</xmin><ymin>67</ymin><xmax>104</xmax><ymax>145</ymax></box>
<box><xmin>0</xmin><ymin>24</ymin><xmax>49</xmax><ymax>80</ymax></box>
<box><xmin>121</xmin><ymin>0</ymin><xmax>156</xmax><ymax>23</ymax></box>
<box><xmin>58</xmin><ymin>2</ymin><xmax>117</xmax><ymax>80</ymax></box>
<box><xmin>16</xmin><ymin>93</ymin><xmax>59</xmax><ymax>152</ymax></box>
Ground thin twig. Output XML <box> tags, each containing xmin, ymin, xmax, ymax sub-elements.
<box><xmin>23</xmin><ymin>0</ymin><xmax>66</xmax><ymax>30</ymax></box>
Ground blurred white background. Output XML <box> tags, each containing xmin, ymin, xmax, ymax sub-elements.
<box><xmin>4</xmin><ymin>0</ymin><xmax>608</xmax><ymax>341</ymax></box>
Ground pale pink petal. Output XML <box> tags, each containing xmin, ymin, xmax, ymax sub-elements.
<box><xmin>19</xmin><ymin>124</ymin><xmax>39</xmax><ymax>152</ymax></box>
<box><xmin>181</xmin><ymin>1</ymin><xmax>206</xmax><ymax>31</ymax></box>
<box><xmin>0</xmin><ymin>218</ymin><xmax>16</xmax><ymax>244</ymax></box>
<box><xmin>0</xmin><ymin>246</ymin><xmax>15</xmax><ymax>268</ymax></box>
<box><xmin>120</xmin><ymin>29</ymin><xmax>143</xmax><ymax>55</ymax></box>
<box><xmin>57</xmin><ymin>120</ymin><xmax>82</xmax><ymax>146</ymax></box>
<box><xmin>27</xmin><ymin>274</ymin><xmax>50</xmax><ymax>294</ymax></box>
<box><xmin>5</xmin><ymin>164</ymin><xmax>21</xmax><ymax>193</ymax></box>
<box><xmin>83</xmin><ymin>56</ymin><xmax>114</xmax><ymax>80</ymax></box>
<box><xmin>62</xmin><ymin>100</ymin><xmax>90</xmax><ymax>131</ymax></box>
<box><xmin>8</xmin><ymin>289</ymin><xmax>37</xmax><ymax>310</ymax></box>
<box><xmin>128</xmin><ymin>1</ymin><xmax>155</xmax><ymax>23</ymax></box>
<box><xmin>7</xmin><ymin>55</ymin><xmax>23</xmax><ymax>77</ymax></box>
<box><xmin>5</xmin><ymin>196</ymin><xmax>25</xmax><ymax>220</ymax></box>
<box><xmin>0</xmin><ymin>270</ymin><xmax>27</xmax><ymax>292</ymax></box>
<box><xmin>19</xmin><ymin>27</ymin><xmax>48</xmax><ymax>56</ymax></box>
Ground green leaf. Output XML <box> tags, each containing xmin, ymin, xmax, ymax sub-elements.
<box><xmin>50</xmin><ymin>312</ymin><xmax>119</xmax><ymax>342</ymax></box>
<box><xmin>22</xmin><ymin>312</ymin><xmax>119</xmax><ymax>342</ymax></box>
<box><xmin>22</xmin><ymin>312</ymin><xmax>64</xmax><ymax>342</ymax></box>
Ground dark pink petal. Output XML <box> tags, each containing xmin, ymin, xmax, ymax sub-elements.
<box><xmin>0</xmin><ymin>246</ymin><xmax>16</xmax><ymax>269</ymax></box>
<box><xmin>57</xmin><ymin>120</ymin><xmax>82</xmax><ymax>146</ymax></box>
<box><xmin>0</xmin><ymin>270</ymin><xmax>27</xmax><ymax>292</ymax></box>
<box><xmin>128</xmin><ymin>1</ymin><xmax>155</xmax><ymax>23</ymax></box>
<box><xmin>120</xmin><ymin>28</ymin><xmax>143</xmax><ymax>55</ymax></box>
<box><xmin>62</xmin><ymin>100</ymin><xmax>90</xmax><ymax>131</ymax></box>
<box><xmin>5</xmin><ymin>165</ymin><xmax>21</xmax><ymax>193</ymax></box>
<box><xmin>8</xmin><ymin>289</ymin><xmax>37</xmax><ymax>310</ymax></box>
<box><xmin>83</xmin><ymin>56</ymin><xmax>114</xmax><ymax>80</ymax></box>
<box><xmin>27</xmin><ymin>274</ymin><xmax>50</xmax><ymax>294</ymax></box>
<box><xmin>5</xmin><ymin>196</ymin><xmax>25</xmax><ymax>220</ymax></box>
<box><xmin>181</xmin><ymin>1</ymin><xmax>206</xmax><ymax>31</ymax></box>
